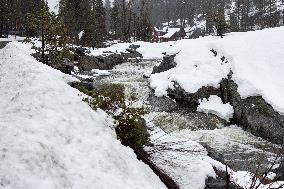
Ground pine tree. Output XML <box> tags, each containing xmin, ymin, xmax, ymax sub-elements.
<box><xmin>136</xmin><ymin>0</ymin><xmax>152</xmax><ymax>42</ymax></box>
<box><xmin>26</xmin><ymin>0</ymin><xmax>70</xmax><ymax>65</ymax></box>
<box><xmin>94</xmin><ymin>0</ymin><xmax>107</xmax><ymax>47</ymax></box>
<box><xmin>105</xmin><ymin>0</ymin><xmax>112</xmax><ymax>31</ymax></box>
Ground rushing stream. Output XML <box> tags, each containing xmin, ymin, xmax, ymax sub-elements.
<box><xmin>89</xmin><ymin>60</ymin><xmax>283</xmax><ymax>187</ymax></box>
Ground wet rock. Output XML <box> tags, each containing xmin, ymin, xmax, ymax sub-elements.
<box><xmin>147</xmin><ymin>90</ymin><xmax>179</xmax><ymax>112</ymax></box>
<box><xmin>206</xmin><ymin>167</ymin><xmax>241</xmax><ymax>189</ymax></box>
<box><xmin>152</xmin><ymin>54</ymin><xmax>177</xmax><ymax>74</ymax></box>
<box><xmin>167</xmin><ymin>82</ymin><xmax>220</xmax><ymax>110</ymax></box>
<box><xmin>74</xmin><ymin>47</ymin><xmax>89</xmax><ymax>61</ymax></box>
<box><xmin>129</xmin><ymin>44</ymin><xmax>140</xmax><ymax>50</ymax></box>
<box><xmin>205</xmin><ymin>176</ymin><xmax>239</xmax><ymax>189</ymax></box>
<box><xmin>78</xmin><ymin>45</ymin><xmax>142</xmax><ymax>71</ymax></box>
<box><xmin>57</xmin><ymin>58</ymin><xmax>74</xmax><ymax>75</ymax></box>
<box><xmin>202</xmin><ymin>144</ymin><xmax>225</xmax><ymax>164</ymax></box>
<box><xmin>136</xmin><ymin>149</ymin><xmax>180</xmax><ymax>189</ymax></box>
<box><xmin>124</xmin><ymin>49</ymin><xmax>143</xmax><ymax>59</ymax></box>
<box><xmin>275</xmin><ymin>161</ymin><xmax>284</xmax><ymax>180</ymax></box>
<box><xmin>69</xmin><ymin>81</ymin><xmax>96</xmax><ymax>91</ymax></box>
<box><xmin>220</xmin><ymin>72</ymin><xmax>284</xmax><ymax>145</ymax></box>
<box><xmin>0</xmin><ymin>41</ymin><xmax>10</xmax><ymax>49</ymax></box>
<box><xmin>78</xmin><ymin>53</ymin><xmax>124</xmax><ymax>71</ymax></box>
<box><xmin>163</xmin><ymin>69</ymin><xmax>284</xmax><ymax>145</ymax></box>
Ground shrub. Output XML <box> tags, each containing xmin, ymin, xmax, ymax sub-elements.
<box><xmin>79</xmin><ymin>83</ymin><xmax>150</xmax><ymax>150</ymax></box>
<box><xmin>115</xmin><ymin>107</ymin><xmax>150</xmax><ymax>150</ymax></box>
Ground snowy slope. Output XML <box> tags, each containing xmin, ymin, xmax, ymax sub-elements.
<box><xmin>0</xmin><ymin>42</ymin><xmax>166</xmax><ymax>189</ymax></box>
<box><xmin>150</xmin><ymin>26</ymin><xmax>284</xmax><ymax>114</ymax></box>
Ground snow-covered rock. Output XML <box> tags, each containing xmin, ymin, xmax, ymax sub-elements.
<box><xmin>150</xmin><ymin>26</ymin><xmax>284</xmax><ymax>115</ymax></box>
<box><xmin>197</xmin><ymin>95</ymin><xmax>234</xmax><ymax>122</ymax></box>
<box><xmin>0</xmin><ymin>42</ymin><xmax>166</xmax><ymax>189</ymax></box>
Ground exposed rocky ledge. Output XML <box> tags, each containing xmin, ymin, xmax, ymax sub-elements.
<box><xmin>220</xmin><ymin>72</ymin><xmax>284</xmax><ymax>145</ymax></box>
<box><xmin>77</xmin><ymin>45</ymin><xmax>142</xmax><ymax>72</ymax></box>
<box><xmin>151</xmin><ymin>53</ymin><xmax>284</xmax><ymax>145</ymax></box>
<box><xmin>152</xmin><ymin>53</ymin><xmax>177</xmax><ymax>74</ymax></box>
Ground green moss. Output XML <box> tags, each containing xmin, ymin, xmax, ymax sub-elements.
<box><xmin>255</xmin><ymin>97</ymin><xmax>271</xmax><ymax>116</ymax></box>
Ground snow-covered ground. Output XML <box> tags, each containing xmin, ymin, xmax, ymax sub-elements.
<box><xmin>0</xmin><ymin>42</ymin><xmax>166</xmax><ymax>189</ymax></box>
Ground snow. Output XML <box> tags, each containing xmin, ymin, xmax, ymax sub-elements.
<box><xmin>89</xmin><ymin>42</ymin><xmax>132</xmax><ymax>56</ymax></box>
<box><xmin>145</xmin><ymin>114</ymin><xmax>284</xmax><ymax>189</ymax></box>
<box><xmin>144</xmin><ymin>115</ymin><xmax>220</xmax><ymax>189</ymax></box>
<box><xmin>91</xmin><ymin>69</ymin><xmax>111</xmax><ymax>76</ymax></box>
<box><xmin>160</xmin><ymin>28</ymin><xmax>181</xmax><ymax>38</ymax></box>
<box><xmin>0</xmin><ymin>42</ymin><xmax>166</xmax><ymax>189</ymax></box>
<box><xmin>0</xmin><ymin>36</ymin><xmax>26</xmax><ymax>41</ymax></box>
<box><xmin>89</xmin><ymin>41</ymin><xmax>175</xmax><ymax>59</ymax></box>
<box><xmin>135</xmin><ymin>41</ymin><xmax>175</xmax><ymax>59</ymax></box>
<box><xmin>150</xmin><ymin>26</ymin><xmax>284</xmax><ymax>114</ymax></box>
<box><xmin>197</xmin><ymin>95</ymin><xmax>234</xmax><ymax>122</ymax></box>
<box><xmin>47</xmin><ymin>0</ymin><xmax>59</xmax><ymax>14</ymax></box>
<box><xmin>78</xmin><ymin>31</ymin><xmax>84</xmax><ymax>40</ymax></box>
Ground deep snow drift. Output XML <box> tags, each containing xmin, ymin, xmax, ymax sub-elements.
<box><xmin>150</xmin><ymin>26</ymin><xmax>284</xmax><ymax>114</ymax></box>
<box><xmin>0</xmin><ymin>42</ymin><xmax>166</xmax><ymax>189</ymax></box>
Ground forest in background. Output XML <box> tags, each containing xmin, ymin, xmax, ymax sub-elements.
<box><xmin>0</xmin><ymin>0</ymin><xmax>283</xmax><ymax>48</ymax></box>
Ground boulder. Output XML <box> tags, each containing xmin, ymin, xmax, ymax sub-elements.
<box><xmin>0</xmin><ymin>41</ymin><xmax>10</xmax><ymax>49</ymax></box>
<box><xmin>220</xmin><ymin>72</ymin><xmax>284</xmax><ymax>145</ymax></box>
<box><xmin>202</xmin><ymin>144</ymin><xmax>225</xmax><ymax>164</ymax></box>
<box><xmin>275</xmin><ymin>161</ymin><xmax>284</xmax><ymax>180</ymax></box>
<box><xmin>78</xmin><ymin>53</ymin><xmax>124</xmax><ymax>71</ymax></box>
<box><xmin>205</xmin><ymin>176</ymin><xmax>240</xmax><ymax>189</ymax></box>
<box><xmin>152</xmin><ymin>54</ymin><xmax>177</xmax><ymax>74</ymax></box>
<box><xmin>167</xmin><ymin>82</ymin><xmax>220</xmax><ymax>110</ymax></box>
<box><xmin>160</xmin><ymin>69</ymin><xmax>284</xmax><ymax>145</ymax></box>
<box><xmin>57</xmin><ymin>58</ymin><xmax>74</xmax><ymax>75</ymax></box>
<box><xmin>78</xmin><ymin>45</ymin><xmax>142</xmax><ymax>71</ymax></box>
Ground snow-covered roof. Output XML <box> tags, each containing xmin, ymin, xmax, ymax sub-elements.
<box><xmin>160</xmin><ymin>28</ymin><xmax>181</xmax><ymax>38</ymax></box>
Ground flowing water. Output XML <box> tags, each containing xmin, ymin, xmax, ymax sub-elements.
<box><xmin>92</xmin><ymin>60</ymin><xmax>283</xmax><ymax>175</ymax></box>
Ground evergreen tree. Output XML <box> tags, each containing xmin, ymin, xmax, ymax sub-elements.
<box><xmin>26</xmin><ymin>0</ymin><xmax>70</xmax><ymax>65</ymax></box>
<box><xmin>94</xmin><ymin>0</ymin><xmax>107</xmax><ymax>47</ymax></box>
<box><xmin>105</xmin><ymin>0</ymin><xmax>112</xmax><ymax>31</ymax></box>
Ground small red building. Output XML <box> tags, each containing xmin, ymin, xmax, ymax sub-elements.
<box><xmin>159</xmin><ymin>27</ymin><xmax>186</xmax><ymax>42</ymax></box>
<box><xmin>152</xmin><ymin>27</ymin><xmax>167</xmax><ymax>42</ymax></box>
<box><xmin>152</xmin><ymin>27</ymin><xmax>186</xmax><ymax>43</ymax></box>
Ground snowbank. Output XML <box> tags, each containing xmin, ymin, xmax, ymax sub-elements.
<box><xmin>0</xmin><ymin>36</ymin><xmax>26</xmax><ymax>41</ymax></box>
<box><xmin>150</xmin><ymin>26</ymin><xmax>284</xmax><ymax>114</ymax></box>
<box><xmin>89</xmin><ymin>41</ymin><xmax>175</xmax><ymax>59</ymax></box>
<box><xmin>0</xmin><ymin>42</ymin><xmax>166</xmax><ymax>189</ymax></box>
<box><xmin>197</xmin><ymin>95</ymin><xmax>234</xmax><ymax>122</ymax></box>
